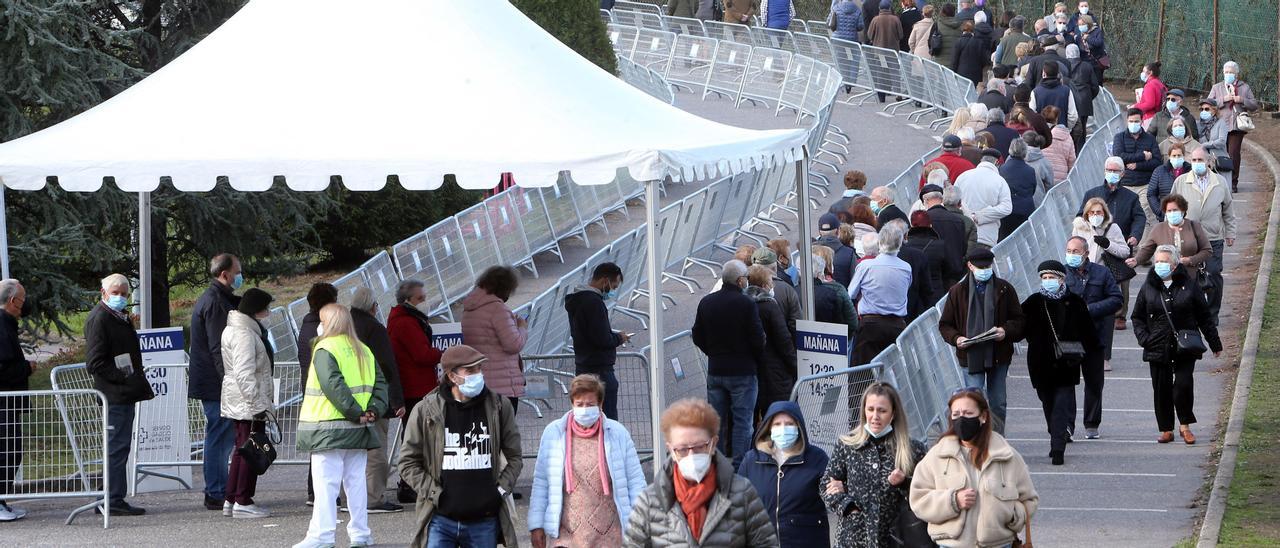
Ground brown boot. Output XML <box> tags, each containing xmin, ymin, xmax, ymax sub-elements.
<box><xmin>1158</xmin><ymin>431</ymin><xmax>1174</xmax><ymax>443</ymax></box>
<box><xmin>1115</xmin><ymin>318</ymin><xmax>1127</xmax><ymax>331</ymax></box>
<box><xmin>1180</xmin><ymin>425</ymin><xmax>1196</xmax><ymax>445</ymax></box>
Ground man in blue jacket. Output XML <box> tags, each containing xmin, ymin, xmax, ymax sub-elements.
<box><xmin>692</xmin><ymin>259</ymin><xmax>765</xmax><ymax>468</ymax></box>
<box><xmin>188</xmin><ymin>253</ymin><xmax>242</xmax><ymax>511</ymax></box>
<box><xmin>1063</xmin><ymin>236</ymin><xmax>1122</xmax><ymax>440</ymax></box>
<box><xmin>565</xmin><ymin>262</ymin><xmax>631</xmax><ymax>420</ymax></box>
<box><xmin>1112</xmin><ymin>108</ymin><xmax>1163</xmax><ymax>187</ymax></box>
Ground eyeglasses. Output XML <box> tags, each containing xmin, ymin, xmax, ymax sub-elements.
<box><xmin>1200</xmin><ymin>107</ymin><xmax>1214</xmax><ymax>112</ymax></box>
<box><xmin>670</xmin><ymin>440</ymin><xmax>713</xmax><ymax>457</ymax></box>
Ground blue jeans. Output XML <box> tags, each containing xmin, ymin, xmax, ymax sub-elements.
<box><xmin>427</xmin><ymin>514</ymin><xmax>499</xmax><ymax>548</ymax></box>
<box><xmin>706</xmin><ymin>374</ymin><xmax>757</xmax><ymax>468</ymax></box>
<box><xmin>106</xmin><ymin>404</ymin><xmax>135</xmax><ymax>504</ymax></box>
<box><xmin>965</xmin><ymin>364</ymin><xmax>1009</xmax><ymax>434</ymax></box>
<box><xmin>201</xmin><ymin>400</ymin><xmax>235</xmax><ymax>500</ymax></box>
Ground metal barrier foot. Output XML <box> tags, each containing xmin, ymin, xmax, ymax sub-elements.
<box><xmin>884</xmin><ymin>98</ymin><xmax>914</xmax><ymax>114</ymax></box>
<box><xmin>662</xmin><ymin>271</ymin><xmax>702</xmax><ymax>293</ymax></box>
<box><xmin>66</xmin><ymin>499</ymin><xmax>107</xmax><ymax>527</ymax></box>
<box><xmin>929</xmin><ymin>115</ymin><xmax>954</xmax><ymax>130</ymax></box>
<box><xmin>613</xmin><ymin>305</ymin><xmax>650</xmax><ymax>329</ymax></box>
<box><xmin>682</xmin><ymin>256</ymin><xmax>721</xmax><ymax>278</ymax></box>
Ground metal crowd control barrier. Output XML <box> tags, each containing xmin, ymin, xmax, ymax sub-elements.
<box><xmin>516</xmin><ymin>353</ymin><xmax>653</xmax><ymax>460</ymax></box>
<box><xmin>787</xmin><ymin>364</ymin><xmax>880</xmax><ymax>456</ymax></box>
<box><xmin>1</xmin><ymin>388</ymin><xmax>110</xmax><ymax>527</ymax></box>
<box><xmin>644</xmin><ymin>330</ymin><xmax>709</xmax><ymax>408</ymax></box>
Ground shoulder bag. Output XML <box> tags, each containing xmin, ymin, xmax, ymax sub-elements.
<box><xmin>1044</xmin><ymin>301</ymin><xmax>1086</xmax><ymax>364</ymax></box>
<box><xmin>1236</xmin><ymin>111</ymin><xmax>1255</xmax><ymax>132</ymax></box>
<box><xmin>1101</xmin><ymin>249</ymin><xmax>1136</xmax><ymax>282</ymax></box>
<box><xmin>928</xmin><ymin>23</ymin><xmax>942</xmax><ymax>55</ymax></box>
<box><xmin>237</xmin><ymin>411</ymin><xmax>281</xmax><ymax>475</ymax></box>
<box><xmin>1156</xmin><ymin>288</ymin><xmax>1208</xmax><ymax>356</ymax></box>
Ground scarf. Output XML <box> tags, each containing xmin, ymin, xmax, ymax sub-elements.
<box><xmin>673</xmin><ymin>460</ymin><xmax>718</xmax><ymax>542</ymax></box>
<box><xmin>564</xmin><ymin>413</ymin><xmax>611</xmax><ymax>496</ymax></box>
<box><xmin>1039</xmin><ymin>283</ymin><xmax>1067</xmax><ymax>300</ymax></box>
<box><xmin>965</xmin><ymin>276</ymin><xmax>997</xmax><ymax>373</ymax></box>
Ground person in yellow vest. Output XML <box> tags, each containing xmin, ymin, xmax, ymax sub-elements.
<box><xmin>293</xmin><ymin>303</ymin><xmax>388</xmax><ymax>548</ymax></box>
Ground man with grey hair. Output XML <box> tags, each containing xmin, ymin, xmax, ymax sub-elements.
<box><xmin>1079</xmin><ymin>156</ymin><xmax>1145</xmax><ymax>330</ymax></box>
<box><xmin>955</xmin><ymin>148</ymin><xmax>1013</xmax><ymax>249</ymax></box>
<box><xmin>1172</xmin><ymin>146</ymin><xmax>1237</xmax><ymax>325</ymax></box>
<box><xmin>848</xmin><ymin>223</ymin><xmax>913</xmax><ymax>364</ymax></box>
<box><xmin>85</xmin><ymin>274</ymin><xmax>153</xmax><ymax>515</ymax></box>
<box><xmin>347</xmin><ymin>287</ymin><xmax>405</xmax><ymax>514</ymax></box>
<box><xmin>0</xmin><ymin>279</ymin><xmax>32</xmax><ymax>521</ymax></box>
<box><xmin>996</xmin><ymin>15</ymin><xmax>1031</xmax><ymax>66</ymax></box>
<box><xmin>983</xmin><ymin>108</ymin><xmax>1021</xmax><ymax>161</ymax></box>
<box><xmin>189</xmin><ymin>253</ymin><xmax>243</xmax><ymax>510</ymax></box>
<box><xmin>692</xmin><ymin>259</ymin><xmax>765</xmax><ymax>468</ymax></box>
<box><xmin>942</xmin><ymin>184</ymin><xmax>979</xmax><ymax>252</ymax></box>
<box><xmin>889</xmin><ymin>219</ymin><xmax>937</xmax><ymax>320</ymax></box>
<box><xmin>923</xmin><ymin>185</ymin><xmax>971</xmax><ymax>289</ymax></box>
<box><xmin>385</xmin><ymin>279</ymin><xmax>441</xmax><ymax>504</ymax></box>
<box><xmin>870</xmin><ymin>186</ymin><xmax>908</xmax><ymax>228</ymax></box>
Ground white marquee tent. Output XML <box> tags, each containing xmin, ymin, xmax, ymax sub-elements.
<box><xmin>0</xmin><ymin>0</ymin><xmax>811</xmax><ymax>458</ymax></box>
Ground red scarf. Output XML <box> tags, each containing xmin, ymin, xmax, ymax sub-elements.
<box><xmin>564</xmin><ymin>413</ymin><xmax>611</xmax><ymax>496</ymax></box>
<box><xmin>672</xmin><ymin>461</ymin><xmax>717</xmax><ymax>541</ymax></box>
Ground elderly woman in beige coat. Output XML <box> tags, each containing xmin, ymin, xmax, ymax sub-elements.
<box><xmin>220</xmin><ymin>288</ymin><xmax>276</xmax><ymax>519</ymax></box>
<box><xmin>907</xmin><ymin>4</ymin><xmax>936</xmax><ymax>59</ymax></box>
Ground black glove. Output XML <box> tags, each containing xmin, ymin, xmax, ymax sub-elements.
<box><xmin>253</xmin><ymin>411</ymin><xmax>268</xmax><ymax>421</ymax></box>
<box><xmin>1093</xmin><ymin>235</ymin><xmax>1110</xmax><ymax>247</ymax></box>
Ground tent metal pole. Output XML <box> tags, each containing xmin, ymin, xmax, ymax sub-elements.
<box><xmin>138</xmin><ymin>192</ymin><xmax>152</xmax><ymax>329</ymax></box>
<box><xmin>644</xmin><ymin>178</ymin><xmax>665</xmax><ymax>476</ymax></box>
<box><xmin>0</xmin><ymin>186</ymin><xmax>9</xmax><ymax>280</ymax></box>
<box><xmin>796</xmin><ymin>154</ymin><xmax>814</xmax><ymax>320</ymax></box>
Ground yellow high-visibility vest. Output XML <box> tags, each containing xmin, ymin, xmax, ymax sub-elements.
<box><xmin>299</xmin><ymin>335</ymin><xmax>376</xmax><ymax>424</ymax></box>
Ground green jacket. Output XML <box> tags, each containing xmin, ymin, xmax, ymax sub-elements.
<box><xmin>398</xmin><ymin>386</ymin><xmax>523</xmax><ymax>547</ymax></box>
<box><xmin>296</xmin><ymin>348</ymin><xmax>389</xmax><ymax>453</ymax></box>
<box><xmin>822</xmin><ymin>279</ymin><xmax>859</xmax><ymax>339</ymax></box>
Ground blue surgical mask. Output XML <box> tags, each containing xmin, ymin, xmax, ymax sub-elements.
<box><xmin>1154</xmin><ymin>262</ymin><xmax>1173</xmax><ymax>279</ymax></box>
<box><xmin>455</xmin><ymin>371</ymin><xmax>485</xmax><ymax>398</ymax></box>
<box><xmin>1041</xmin><ymin>278</ymin><xmax>1062</xmax><ymax>293</ymax></box>
<box><xmin>1167</xmin><ymin>210</ymin><xmax>1184</xmax><ymax>225</ymax></box>
<box><xmin>1192</xmin><ymin>161</ymin><xmax>1208</xmax><ymax>175</ymax></box>
<box><xmin>1200</xmin><ymin>110</ymin><xmax>1213</xmax><ymax>121</ymax></box>
<box><xmin>864</xmin><ymin>423</ymin><xmax>893</xmax><ymax>439</ymax></box>
<box><xmin>1077</xmin><ymin>24</ymin><xmax>1088</xmax><ymax>33</ymax></box>
<box><xmin>573</xmin><ymin>405</ymin><xmax>601</xmax><ymax>427</ymax></box>
<box><xmin>870</xmin><ymin>201</ymin><xmax>883</xmax><ymax>215</ymax></box>
<box><xmin>604</xmin><ymin>288</ymin><xmax>618</xmax><ymax>300</ymax></box>
<box><xmin>1105</xmin><ymin>172</ymin><xmax>1121</xmax><ymax>185</ymax></box>
<box><xmin>232</xmin><ymin>273</ymin><xmax>244</xmax><ymax>290</ymax></box>
<box><xmin>1170</xmin><ymin>157</ymin><xmax>1184</xmax><ymax>169</ymax></box>
<box><xmin>1167</xmin><ymin>100</ymin><xmax>1179</xmax><ymax>113</ymax></box>
<box><xmin>973</xmin><ymin>267</ymin><xmax>993</xmax><ymax>282</ymax></box>
<box><xmin>106</xmin><ymin>295</ymin><xmax>128</xmax><ymax>312</ymax></box>
<box><xmin>771</xmin><ymin>424</ymin><xmax>800</xmax><ymax>449</ymax></box>
<box><xmin>1128</xmin><ymin>122</ymin><xmax>1143</xmax><ymax>134</ymax></box>
<box><xmin>1172</xmin><ymin>126</ymin><xmax>1186</xmax><ymax>139</ymax></box>
<box><xmin>1140</xmin><ymin>72</ymin><xmax>1149</xmax><ymax>83</ymax></box>
<box><xmin>1065</xmin><ymin>253</ymin><xmax>1084</xmax><ymax>268</ymax></box>
<box><xmin>1224</xmin><ymin>73</ymin><xmax>1237</xmax><ymax>84</ymax></box>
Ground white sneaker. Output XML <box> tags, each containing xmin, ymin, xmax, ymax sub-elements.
<box><xmin>222</xmin><ymin>501</ymin><xmax>233</xmax><ymax>517</ymax></box>
<box><xmin>232</xmin><ymin>503</ymin><xmax>270</xmax><ymax>519</ymax></box>
<box><xmin>0</xmin><ymin>503</ymin><xmax>28</xmax><ymax>521</ymax></box>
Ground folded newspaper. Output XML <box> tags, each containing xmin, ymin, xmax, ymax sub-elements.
<box><xmin>963</xmin><ymin>327</ymin><xmax>1000</xmax><ymax>346</ymax></box>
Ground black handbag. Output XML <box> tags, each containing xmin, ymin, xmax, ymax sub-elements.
<box><xmin>1196</xmin><ymin>266</ymin><xmax>1216</xmax><ymax>292</ymax></box>
<box><xmin>1045</xmin><ymin>302</ymin><xmax>1086</xmax><ymax>363</ymax></box>
<box><xmin>1215</xmin><ymin>155</ymin><xmax>1234</xmax><ymax>173</ymax></box>
<box><xmin>1157</xmin><ymin>290</ymin><xmax>1208</xmax><ymax>356</ymax></box>
<box><xmin>1101</xmin><ymin>248</ymin><xmax>1137</xmax><ymax>282</ymax></box>
<box><xmin>237</xmin><ymin>411</ymin><xmax>281</xmax><ymax>476</ymax></box>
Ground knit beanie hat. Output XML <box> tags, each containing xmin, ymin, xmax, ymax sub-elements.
<box><xmin>1037</xmin><ymin>260</ymin><xmax>1066</xmax><ymax>278</ymax></box>
<box><xmin>237</xmin><ymin>288</ymin><xmax>273</xmax><ymax>316</ymax></box>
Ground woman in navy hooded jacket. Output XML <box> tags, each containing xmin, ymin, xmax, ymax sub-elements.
<box><xmin>737</xmin><ymin>400</ymin><xmax>830</xmax><ymax>547</ymax></box>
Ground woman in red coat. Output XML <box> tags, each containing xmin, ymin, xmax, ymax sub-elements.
<box><xmin>386</xmin><ymin>279</ymin><xmax>442</xmax><ymax>406</ymax></box>
<box><xmin>1129</xmin><ymin>61</ymin><xmax>1167</xmax><ymax>124</ymax></box>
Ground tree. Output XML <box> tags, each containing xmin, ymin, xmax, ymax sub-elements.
<box><xmin>513</xmin><ymin>0</ymin><xmax>618</xmax><ymax>75</ymax></box>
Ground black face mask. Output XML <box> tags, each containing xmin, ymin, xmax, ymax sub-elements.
<box><xmin>955</xmin><ymin>416</ymin><xmax>984</xmax><ymax>441</ymax></box>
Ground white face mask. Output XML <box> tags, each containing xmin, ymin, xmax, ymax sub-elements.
<box><xmin>315</xmin><ymin>324</ymin><xmax>325</xmax><ymax>337</ymax></box>
<box><xmin>1089</xmin><ymin>214</ymin><xmax>1104</xmax><ymax>227</ymax></box>
<box><xmin>572</xmin><ymin>406</ymin><xmax>601</xmax><ymax>427</ymax></box>
<box><xmin>677</xmin><ymin>452</ymin><xmax>713</xmax><ymax>483</ymax></box>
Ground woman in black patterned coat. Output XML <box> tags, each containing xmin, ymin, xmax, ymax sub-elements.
<box><xmin>821</xmin><ymin>382</ymin><xmax>929</xmax><ymax>547</ymax></box>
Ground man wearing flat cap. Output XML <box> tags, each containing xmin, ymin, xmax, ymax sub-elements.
<box><xmin>938</xmin><ymin>248</ymin><xmax>1025</xmax><ymax>433</ymax></box>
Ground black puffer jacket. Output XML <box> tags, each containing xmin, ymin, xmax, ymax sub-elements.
<box><xmin>84</xmin><ymin>304</ymin><xmax>155</xmax><ymax>405</ymax></box>
<box><xmin>1021</xmin><ymin>292</ymin><xmax>1098</xmax><ymax>390</ymax></box>
<box><xmin>904</xmin><ymin>226</ymin><xmax>950</xmax><ymax>306</ymax></box>
<box><xmin>747</xmin><ymin>286</ymin><xmax>797</xmax><ymax>407</ymax></box>
<box><xmin>1131</xmin><ymin>266</ymin><xmax>1223</xmax><ymax>363</ymax></box>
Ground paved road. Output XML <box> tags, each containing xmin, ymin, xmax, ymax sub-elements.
<box><xmin>2</xmin><ymin>88</ymin><xmax>942</xmax><ymax>546</ymax></box>
<box><xmin>1003</xmin><ymin>158</ymin><xmax>1267</xmax><ymax>547</ymax></box>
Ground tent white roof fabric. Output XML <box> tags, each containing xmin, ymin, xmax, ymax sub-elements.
<box><xmin>0</xmin><ymin>0</ymin><xmax>806</xmax><ymax>192</ymax></box>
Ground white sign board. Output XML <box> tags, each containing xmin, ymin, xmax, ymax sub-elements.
<box><xmin>794</xmin><ymin>320</ymin><xmax>851</xmax><ymax>445</ymax></box>
<box><xmin>430</xmin><ymin>322</ymin><xmax>463</xmax><ymax>383</ymax></box>
<box><xmin>131</xmin><ymin>327</ymin><xmax>192</xmax><ymax>493</ymax></box>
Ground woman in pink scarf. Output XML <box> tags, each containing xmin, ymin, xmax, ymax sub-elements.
<box><xmin>529</xmin><ymin>375</ymin><xmax>647</xmax><ymax>548</ymax></box>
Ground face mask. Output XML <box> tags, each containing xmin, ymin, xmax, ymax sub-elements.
<box><xmin>1172</xmin><ymin>126</ymin><xmax>1186</xmax><ymax>139</ymax></box>
<box><xmin>870</xmin><ymin>201</ymin><xmax>883</xmax><ymax>215</ymax></box>
<box><xmin>231</xmin><ymin>273</ymin><xmax>244</xmax><ymax>290</ymax></box>
<box><xmin>1140</xmin><ymin>72</ymin><xmax>1149</xmax><ymax>83</ymax></box>
<box><xmin>106</xmin><ymin>295</ymin><xmax>128</xmax><ymax>312</ymax></box>
<box><xmin>1192</xmin><ymin>161</ymin><xmax>1208</xmax><ymax>175</ymax></box>
<box><xmin>1128</xmin><ymin>121</ymin><xmax>1143</xmax><ymax>134</ymax></box>
<box><xmin>677</xmin><ymin>452</ymin><xmax>712</xmax><ymax>483</ymax></box>
<box><xmin>1041</xmin><ymin>278</ymin><xmax>1062</xmax><ymax>293</ymax></box>
<box><xmin>1154</xmin><ymin>262</ymin><xmax>1173</xmax><ymax>279</ymax></box>
<box><xmin>1170</xmin><ymin>157</ymin><xmax>1184</xmax><ymax>169</ymax></box>
<box><xmin>1105</xmin><ymin>172</ymin><xmax>1121</xmax><ymax>185</ymax></box>
<box><xmin>1065</xmin><ymin>253</ymin><xmax>1084</xmax><ymax>268</ymax></box>
<box><xmin>1166</xmin><ymin>100</ymin><xmax>1180</xmax><ymax>114</ymax></box>
<box><xmin>955</xmin><ymin>415</ymin><xmax>983</xmax><ymax>441</ymax></box>
<box><xmin>1167</xmin><ymin>210</ymin><xmax>1184</xmax><ymax>225</ymax></box>
<box><xmin>1224</xmin><ymin>73</ymin><xmax>1237</xmax><ymax>84</ymax></box>
<box><xmin>854</xmin><ymin>241</ymin><xmax>866</xmax><ymax>256</ymax></box>
<box><xmin>864</xmin><ymin>423</ymin><xmax>893</xmax><ymax>439</ymax></box>
<box><xmin>1200</xmin><ymin>110</ymin><xmax>1213</xmax><ymax>121</ymax></box>
<box><xmin>573</xmin><ymin>406</ymin><xmax>601</xmax><ymax>427</ymax></box>
<box><xmin>1056</xmin><ymin>23</ymin><xmax>1066</xmax><ymax>32</ymax></box>
<box><xmin>973</xmin><ymin>267</ymin><xmax>993</xmax><ymax>282</ymax></box>
<box><xmin>604</xmin><ymin>288</ymin><xmax>618</xmax><ymax>300</ymax></box>
<box><xmin>1077</xmin><ymin>24</ymin><xmax>1088</xmax><ymax>33</ymax></box>
<box><xmin>455</xmin><ymin>372</ymin><xmax>485</xmax><ymax>398</ymax></box>
<box><xmin>1080</xmin><ymin>6</ymin><xmax>1089</xmax><ymax>14</ymax></box>
<box><xmin>1089</xmin><ymin>215</ymin><xmax>1104</xmax><ymax>227</ymax></box>
<box><xmin>771</xmin><ymin>425</ymin><xmax>800</xmax><ymax>449</ymax></box>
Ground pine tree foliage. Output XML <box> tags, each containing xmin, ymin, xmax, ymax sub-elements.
<box><xmin>513</xmin><ymin>0</ymin><xmax>619</xmax><ymax>74</ymax></box>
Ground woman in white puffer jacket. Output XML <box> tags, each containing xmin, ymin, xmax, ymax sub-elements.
<box><xmin>220</xmin><ymin>288</ymin><xmax>276</xmax><ymax>519</ymax></box>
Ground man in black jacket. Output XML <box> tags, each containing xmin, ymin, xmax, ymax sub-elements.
<box><xmin>923</xmin><ymin>185</ymin><xmax>971</xmax><ymax>290</ymax></box>
<box><xmin>565</xmin><ymin>262</ymin><xmax>630</xmax><ymax>420</ymax></box>
<box><xmin>887</xmin><ymin>219</ymin><xmax>936</xmax><ymax>321</ymax></box>
<box><xmin>0</xmin><ymin>279</ymin><xmax>32</xmax><ymax>521</ymax></box>
<box><xmin>188</xmin><ymin>253</ymin><xmax>242</xmax><ymax>510</ymax></box>
<box><xmin>871</xmin><ymin>186</ymin><xmax>909</xmax><ymax>228</ymax></box>
<box><xmin>815</xmin><ymin>213</ymin><xmax>857</xmax><ymax>288</ymax></box>
<box><xmin>1112</xmin><ymin>108</ymin><xmax>1163</xmax><ymax>187</ymax></box>
<box><xmin>349</xmin><ymin>287</ymin><xmax>406</xmax><ymax>514</ymax></box>
<box><xmin>86</xmin><ymin>274</ymin><xmax>155</xmax><ymax>516</ymax></box>
<box><xmin>1064</xmin><ymin>236</ymin><xmax>1122</xmax><ymax>440</ymax></box>
<box><xmin>692</xmin><ymin>259</ymin><xmax>764</xmax><ymax>468</ymax></box>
